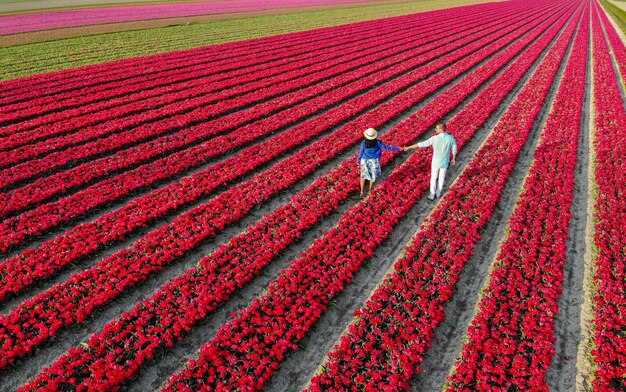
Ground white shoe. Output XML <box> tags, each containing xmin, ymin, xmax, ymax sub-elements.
<box><xmin>428</xmin><ymin>193</ymin><xmax>435</xmax><ymax>201</ymax></box>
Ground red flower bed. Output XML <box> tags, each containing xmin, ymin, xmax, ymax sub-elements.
<box><xmin>0</xmin><ymin>12</ymin><xmax>411</xmax><ymax>115</ymax></box>
<box><xmin>1</xmin><ymin>29</ymin><xmax>437</xmax><ymax>185</ymax></box>
<box><xmin>588</xmin><ymin>2</ymin><xmax>626</xmax><ymax>390</ymax></box>
<box><xmin>1</xmin><ymin>5</ymin><xmax>501</xmax><ymax>135</ymax></box>
<box><xmin>155</xmin><ymin>4</ymin><xmax>579</xmax><ymax>390</ymax></box>
<box><xmin>1</xmin><ymin>19</ymin><xmax>429</xmax><ymax>164</ymax></box>
<box><xmin>595</xmin><ymin>3</ymin><xmax>626</xmax><ymax>86</ymax></box>
<box><xmin>307</xmin><ymin>2</ymin><xmax>584</xmax><ymax>390</ymax></box>
<box><xmin>0</xmin><ymin>2</ymin><xmax>500</xmax><ymax>106</ymax></box>
<box><xmin>0</xmin><ymin>7</ymin><xmax>515</xmax><ymax>221</ymax></box>
<box><xmin>447</xmin><ymin>6</ymin><xmax>588</xmax><ymax>390</ymax></box>
<box><xmin>13</xmin><ymin>2</ymin><xmax>566</xmax><ymax>387</ymax></box>
<box><xmin>0</xmin><ymin>2</ymin><xmax>551</xmax><ymax>305</ymax></box>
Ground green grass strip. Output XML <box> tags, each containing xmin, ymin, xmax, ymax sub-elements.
<box><xmin>599</xmin><ymin>0</ymin><xmax>626</xmax><ymax>32</ymax></box>
<box><xmin>0</xmin><ymin>0</ymin><xmax>492</xmax><ymax>81</ymax></box>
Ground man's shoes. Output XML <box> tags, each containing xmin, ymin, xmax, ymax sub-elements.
<box><xmin>436</xmin><ymin>192</ymin><xmax>442</xmax><ymax>198</ymax></box>
<box><xmin>427</xmin><ymin>193</ymin><xmax>435</xmax><ymax>201</ymax></box>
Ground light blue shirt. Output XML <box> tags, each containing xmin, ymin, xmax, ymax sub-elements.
<box><xmin>417</xmin><ymin>133</ymin><xmax>457</xmax><ymax>168</ymax></box>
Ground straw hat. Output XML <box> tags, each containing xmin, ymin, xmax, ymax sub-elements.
<box><xmin>364</xmin><ymin>128</ymin><xmax>378</xmax><ymax>140</ymax></box>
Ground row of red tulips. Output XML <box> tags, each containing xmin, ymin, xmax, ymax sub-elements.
<box><xmin>0</xmin><ymin>6</ymin><xmax>515</xmax><ymax>219</ymax></box>
<box><xmin>155</xmin><ymin>4</ymin><xmax>575</xmax><ymax>390</ymax></box>
<box><xmin>0</xmin><ymin>1</ymin><xmax>506</xmax><ymax>106</ymax></box>
<box><xmin>448</xmin><ymin>6</ymin><xmax>588</xmax><ymax>390</ymax></box>
<box><xmin>0</xmin><ymin>1</ymin><xmax>549</xmax><ymax>305</ymax></box>
<box><xmin>306</xmin><ymin>3</ymin><xmax>582</xmax><ymax>390</ymax></box>
<box><xmin>589</xmin><ymin>3</ymin><xmax>626</xmax><ymax>390</ymax></box>
<box><xmin>1</xmin><ymin>11</ymin><xmax>426</xmax><ymax>139</ymax></box>
<box><xmin>19</xmin><ymin>4</ymin><xmax>568</xmax><ymax>389</ymax></box>
<box><xmin>0</xmin><ymin>21</ymin><xmax>442</xmax><ymax>172</ymax></box>
<box><xmin>0</xmin><ymin>0</ymin><xmax>560</xmax><ymax>376</ymax></box>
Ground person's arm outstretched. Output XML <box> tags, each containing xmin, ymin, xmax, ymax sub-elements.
<box><xmin>407</xmin><ymin>135</ymin><xmax>435</xmax><ymax>150</ymax></box>
<box><xmin>378</xmin><ymin>140</ymin><xmax>401</xmax><ymax>151</ymax></box>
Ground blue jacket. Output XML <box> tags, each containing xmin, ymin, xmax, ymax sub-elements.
<box><xmin>357</xmin><ymin>139</ymin><xmax>400</xmax><ymax>163</ymax></box>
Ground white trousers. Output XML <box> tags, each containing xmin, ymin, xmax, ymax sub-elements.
<box><xmin>430</xmin><ymin>165</ymin><xmax>447</xmax><ymax>197</ymax></box>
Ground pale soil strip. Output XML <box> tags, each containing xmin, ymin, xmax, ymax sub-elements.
<box><xmin>0</xmin><ymin>0</ymin><xmax>228</xmax><ymax>14</ymax></box>
<box><xmin>0</xmin><ymin>0</ymin><xmax>504</xmax><ymax>46</ymax></box>
<box><xmin>545</xmin><ymin>15</ymin><xmax>591</xmax><ymax>391</ymax></box>
<box><xmin>575</xmin><ymin>6</ymin><xmax>597</xmax><ymax>390</ymax></box>
<box><xmin>598</xmin><ymin>2</ymin><xmax>626</xmax><ymax>96</ymax></box>
<box><xmin>608</xmin><ymin>0</ymin><xmax>626</xmax><ymax>11</ymax></box>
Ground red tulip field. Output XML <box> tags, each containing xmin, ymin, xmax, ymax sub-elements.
<box><xmin>0</xmin><ymin>0</ymin><xmax>624</xmax><ymax>390</ymax></box>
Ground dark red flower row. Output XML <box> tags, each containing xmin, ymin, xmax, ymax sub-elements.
<box><xmin>154</xmin><ymin>4</ymin><xmax>575</xmax><ymax>390</ymax></box>
<box><xmin>595</xmin><ymin>2</ymin><xmax>626</xmax><ymax>83</ymax></box>
<box><xmin>12</xmin><ymin>3</ymin><xmax>561</xmax><ymax>386</ymax></box>
<box><xmin>448</xmin><ymin>6</ymin><xmax>588</xmax><ymax>390</ymax></box>
<box><xmin>589</xmin><ymin>3</ymin><xmax>626</xmax><ymax>390</ymax></box>
<box><xmin>306</xmin><ymin>3</ymin><xmax>582</xmax><ymax>390</ymax></box>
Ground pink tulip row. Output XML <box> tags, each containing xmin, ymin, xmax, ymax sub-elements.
<box><xmin>154</xmin><ymin>5</ymin><xmax>576</xmax><ymax>390</ymax></box>
<box><xmin>0</xmin><ymin>2</ymin><xmax>501</xmax><ymax>109</ymax></box>
<box><xmin>0</xmin><ymin>0</ymin><xmax>561</xmax><ymax>376</ymax></box>
<box><xmin>0</xmin><ymin>1</ymin><xmax>549</xmax><ymax>302</ymax></box>
<box><xmin>1</xmin><ymin>11</ymin><xmax>423</xmax><ymax>132</ymax></box>
<box><xmin>305</xmin><ymin>3</ymin><xmax>583</xmax><ymax>390</ymax></box>
<box><xmin>447</xmin><ymin>7</ymin><xmax>588</xmax><ymax>391</ymax></box>
<box><xmin>589</xmin><ymin>2</ymin><xmax>626</xmax><ymax>390</ymax></box>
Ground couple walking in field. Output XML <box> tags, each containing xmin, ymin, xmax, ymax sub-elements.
<box><xmin>356</xmin><ymin>122</ymin><xmax>457</xmax><ymax>200</ymax></box>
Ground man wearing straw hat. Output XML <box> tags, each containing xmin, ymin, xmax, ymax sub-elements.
<box><xmin>406</xmin><ymin>122</ymin><xmax>457</xmax><ymax>200</ymax></box>
<box><xmin>356</xmin><ymin>127</ymin><xmax>402</xmax><ymax>198</ymax></box>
